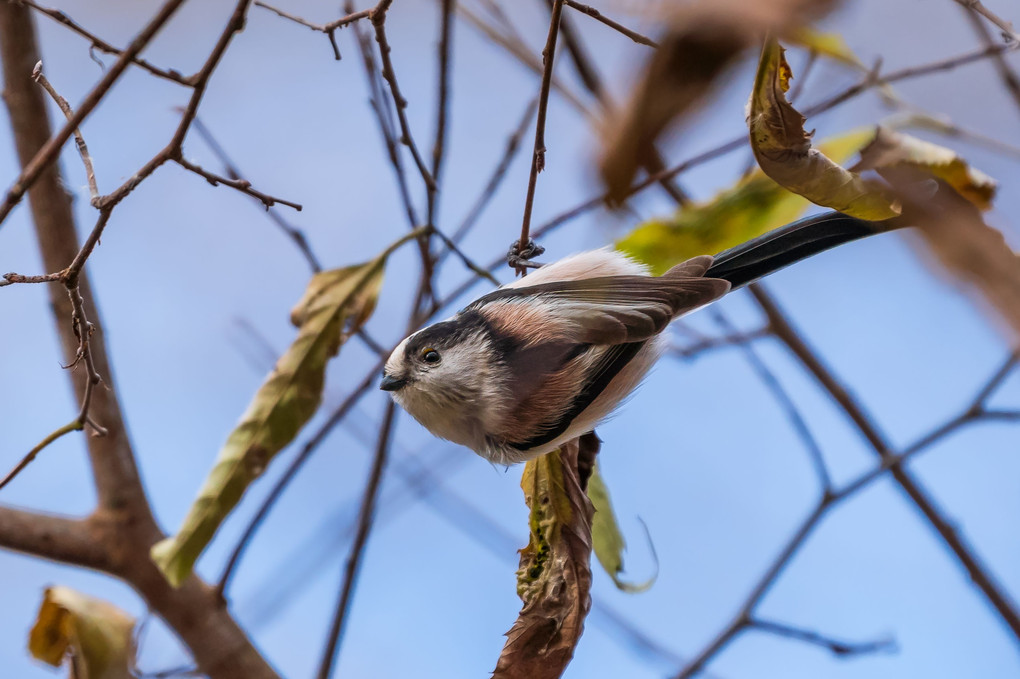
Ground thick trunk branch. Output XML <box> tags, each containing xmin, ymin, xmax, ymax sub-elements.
<box><xmin>0</xmin><ymin>5</ymin><xmax>280</xmax><ymax>678</ymax></box>
<box><xmin>0</xmin><ymin>506</ymin><xmax>108</xmax><ymax>570</ymax></box>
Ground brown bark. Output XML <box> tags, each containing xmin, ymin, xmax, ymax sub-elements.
<box><xmin>0</xmin><ymin>4</ymin><xmax>279</xmax><ymax>677</ymax></box>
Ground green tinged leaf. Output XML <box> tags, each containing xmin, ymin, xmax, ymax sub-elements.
<box><xmin>29</xmin><ymin>586</ymin><xmax>135</xmax><ymax>679</ymax></box>
<box><xmin>151</xmin><ymin>252</ymin><xmax>390</xmax><ymax>586</ymax></box>
<box><xmin>785</xmin><ymin>27</ymin><xmax>864</xmax><ymax>68</ymax></box>
<box><xmin>588</xmin><ymin>462</ymin><xmax>655</xmax><ymax>593</ymax></box>
<box><xmin>617</xmin><ymin>129</ymin><xmax>876</xmax><ymax>273</ymax></box>
<box><xmin>495</xmin><ymin>442</ymin><xmax>593</xmax><ymax>679</ymax></box>
<box><xmin>748</xmin><ymin>37</ymin><xmax>901</xmax><ymax>220</ymax></box>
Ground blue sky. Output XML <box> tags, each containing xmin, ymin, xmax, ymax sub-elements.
<box><xmin>0</xmin><ymin>1</ymin><xmax>1018</xmax><ymax>677</ymax></box>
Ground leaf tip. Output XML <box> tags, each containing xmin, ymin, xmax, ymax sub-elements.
<box><xmin>150</xmin><ymin>537</ymin><xmax>191</xmax><ymax>588</ymax></box>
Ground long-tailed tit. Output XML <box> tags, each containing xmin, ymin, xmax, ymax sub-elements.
<box><xmin>382</xmin><ymin>211</ymin><xmax>895</xmax><ymax>464</ymax></box>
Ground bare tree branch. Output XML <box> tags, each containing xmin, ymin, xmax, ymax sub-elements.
<box><xmin>20</xmin><ymin>0</ymin><xmax>190</xmax><ymax>85</ymax></box>
<box><xmin>316</xmin><ymin>401</ymin><xmax>399</xmax><ymax>679</ymax></box>
<box><xmin>514</xmin><ymin>0</ymin><xmax>565</xmax><ymax>272</ymax></box>
<box><xmin>750</xmin><ymin>283</ymin><xmax>1020</xmax><ymax>643</ymax></box>
<box><xmin>749</xmin><ymin>617</ymin><xmax>896</xmax><ymax>657</ymax></box>
<box><xmin>0</xmin><ymin>0</ymin><xmax>189</xmax><ymax>228</ymax></box>
<box><xmin>952</xmin><ymin>0</ymin><xmax>1020</xmax><ymax>44</ymax></box>
<box><xmin>0</xmin><ymin>506</ymin><xmax>108</xmax><ymax>570</ymax></box>
<box><xmin>960</xmin><ymin>5</ymin><xmax>1020</xmax><ymax>113</ymax></box>
<box><xmin>563</xmin><ymin>0</ymin><xmax>658</xmax><ymax>47</ymax></box>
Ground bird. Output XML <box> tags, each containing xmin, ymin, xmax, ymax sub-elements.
<box><xmin>381</xmin><ymin>211</ymin><xmax>897</xmax><ymax>465</ymax></box>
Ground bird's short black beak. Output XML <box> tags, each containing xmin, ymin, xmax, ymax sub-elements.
<box><xmin>379</xmin><ymin>373</ymin><xmax>408</xmax><ymax>392</ymax></box>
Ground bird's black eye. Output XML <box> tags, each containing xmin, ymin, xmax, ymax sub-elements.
<box><xmin>421</xmin><ymin>348</ymin><xmax>441</xmax><ymax>364</ymax></box>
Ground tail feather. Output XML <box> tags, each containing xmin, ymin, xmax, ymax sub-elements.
<box><xmin>705</xmin><ymin>211</ymin><xmax>901</xmax><ymax>290</ymax></box>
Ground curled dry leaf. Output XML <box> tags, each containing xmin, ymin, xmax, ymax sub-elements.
<box><xmin>599</xmin><ymin>0</ymin><xmax>837</xmax><ymax>203</ymax></box>
<box><xmin>748</xmin><ymin>37</ymin><xmax>901</xmax><ymax>220</ymax></box>
<box><xmin>493</xmin><ymin>438</ymin><xmax>594</xmax><ymax>679</ymax></box>
<box><xmin>150</xmin><ymin>234</ymin><xmax>411</xmax><ymax>586</ymax></box>
<box><xmin>618</xmin><ymin>129</ymin><xmax>876</xmax><ymax>273</ymax></box>
<box><xmin>29</xmin><ymin>586</ymin><xmax>135</xmax><ymax>679</ymax></box>
<box><xmin>588</xmin><ymin>461</ymin><xmax>656</xmax><ymax>592</ymax></box>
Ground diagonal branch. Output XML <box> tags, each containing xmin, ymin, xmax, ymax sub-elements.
<box><xmin>749</xmin><ymin>617</ymin><xmax>896</xmax><ymax>657</ymax></box>
<box><xmin>0</xmin><ymin>0</ymin><xmax>189</xmax><ymax>229</ymax></box>
<box><xmin>0</xmin><ymin>5</ymin><xmax>280</xmax><ymax>677</ymax></box>
<box><xmin>749</xmin><ymin>283</ymin><xmax>1020</xmax><ymax>643</ymax></box>
<box><xmin>515</xmin><ymin>0</ymin><xmax>565</xmax><ymax>273</ymax></box>
<box><xmin>316</xmin><ymin>400</ymin><xmax>399</xmax><ymax>679</ymax></box>
<box><xmin>20</xmin><ymin>0</ymin><xmax>190</xmax><ymax>85</ymax></box>
<box><xmin>0</xmin><ymin>506</ymin><xmax>108</xmax><ymax>570</ymax></box>
<box><xmin>960</xmin><ymin>6</ymin><xmax>1020</xmax><ymax>116</ymax></box>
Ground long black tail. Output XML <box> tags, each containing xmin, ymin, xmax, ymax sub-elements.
<box><xmin>705</xmin><ymin>211</ymin><xmax>902</xmax><ymax>290</ymax></box>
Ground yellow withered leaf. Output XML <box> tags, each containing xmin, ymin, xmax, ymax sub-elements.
<box><xmin>785</xmin><ymin>27</ymin><xmax>864</xmax><ymax>68</ymax></box>
<box><xmin>748</xmin><ymin>37</ymin><xmax>901</xmax><ymax>220</ymax></box>
<box><xmin>150</xmin><ymin>230</ymin><xmax>423</xmax><ymax>586</ymax></box>
<box><xmin>29</xmin><ymin>586</ymin><xmax>135</xmax><ymax>679</ymax></box>
<box><xmin>852</xmin><ymin>126</ymin><xmax>997</xmax><ymax>211</ymax></box>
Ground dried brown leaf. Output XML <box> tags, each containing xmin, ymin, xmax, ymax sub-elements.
<box><xmin>28</xmin><ymin>586</ymin><xmax>135</xmax><ymax>679</ymax></box>
<box><xmin>493</xmin><ymin>437</ymin><xmax>595</xmax><ymax>679</ymax></box>
<box><xmin>852</xmin><ymin>126</ymin><xmax>997</xmax><ymax>211</ymax></box>
<box><xmin>748</xmin><ymin>37</ymin><xmax>901</xmax><ymax>219</ymax></box>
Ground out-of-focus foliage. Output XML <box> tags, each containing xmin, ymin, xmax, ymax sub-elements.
<box><xmin>28</xmin><ymin>586</ymin><xmax>135</xmax><ymax>679</ymax></box>
<box><xmin>852</xmin><ymin>127</ymin><xmax>997</xmax><ymax>210</ymax></box>
<box><xmin>617</xmin><ymin>130</ymin><xmax>874</xmax><ymax>273</ymax></box>
<box><xmin>599</xmin><ymin>0</ymin><xmax>837</xmax><ymax>202</ymax></box>
<box><xmin>149</xmin><ymin>231</ymin><xmax>423</xmax><ymax>586</ymax></box>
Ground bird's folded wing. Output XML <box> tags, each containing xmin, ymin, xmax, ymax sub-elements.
<box><xmin>472</xmin><ymin>269</ymin><xmax>729</xmax><ymax>345</ymax></box>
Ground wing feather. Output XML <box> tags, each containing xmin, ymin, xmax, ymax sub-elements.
<box><xmin>472</xmin><ymin>262</ymin><xmax>729</xmax><ymax>345</ymax></box>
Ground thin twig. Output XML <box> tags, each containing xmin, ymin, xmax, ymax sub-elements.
<box><xmin>952</xmin><ymin>0</ymin><xmax>1020</xmax><ymax>44</ymax></box>
<box><xmin>0</xmin><ymin>271</ymin><xmax>62</xmax><ymax>287</ymax></box>
<box><xmin>20</xmin><ymin>0</ymin><xmax>190</xmax><ymax>85</ymax></box>
<box><xmin>0</xmin><ymin>421</ymin><xmax>79</xmax><ymax>492</ymax></box>
<box><xmin>371</xmin><ymin>2</ymin><xmax>436</xmax><ymax>193</ymax></box>
<box><xmin>670</xmin><ymin>327</ymin><xmax>770</xmax><ymax>360</ymax></box>
<box><xmin>749</xmin><ymin>618</ymin><xmax>896</xmax><ymax>657</ymax></box>
<box><xmin>216</xmin><ymin>359</ymin><xmax>385</xmax><ymax>597</ymax></box>
<box><xmin>430</xmin><ymin>0</ymin><xmax>455</xmax><ymax>207</ymax></box>
<box><xmin>750</xmin><ymin>283</ymin><xmax>1020</xmax><ymax>643</ymax></box>
<box><xmin>187</xmin><ymin>116</ymin><xmax>321</xmax><ymax>272</ymax></box>
<box><xmin>709</xmin><ymin>309</ymin><xmax>831</xmax><ymax>491</ymax></box>
<box><xmin>173</xmin><ymin>155</ymin><xmax>303</xmax><ymax>211</ymax></box>
<box><xmin>0</xmin><ymin>0</ymin><xmax>189</xmax><ymax>229</ymax></box>
<box><xmin>546</xmin><ymin>0</ymin><xmax>690</xmax><ymax>207</ymax></box>
<box><xmin>515</xmin><ymin>0</ymin><xmax>566</xmax><ymax>273</ymax></box>
<box><xmin>31</xmin><ymin>63</ymin><xmax>99</xmax><ymax>203</ymax></box>
<box><xmin>961</xmin><ymin>5</ymin><xmax>1020</xmax><ymax>113</ymax></box>
<box><xmin>254</xmin><ymin>0</ymin><xmax>377</xmax><ymax>59</ymax></box>
<box><xmin>563</xmin><ymin>0</ymin><xmax>658</xmax><ymax>48</ymax></box>
<box><xmin>440</xmin><ymin>95</ymin><xmax>538</xmax><ymax>258</ymax></box>
<box><xmin>456</xmin><ymin>3</ymin><xmax>594</xmax><ymax>119</ymax></box>
<box><xmin>316</xmin><ymin>400</ymin><xmax>398</xmax><ymax>679</ymax></box>
<box><xmin>348</xmin><ymin>3</ymin><xmax>435</xmax><ymax>307</ymax></box>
